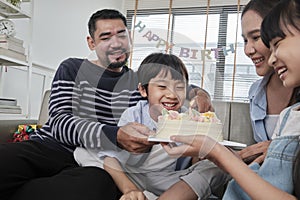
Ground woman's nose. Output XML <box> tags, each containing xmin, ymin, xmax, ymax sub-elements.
<box><xmin>244</xmin><ymin>42</ymin><xmax>255</xmax><ymax>57</ymax></box>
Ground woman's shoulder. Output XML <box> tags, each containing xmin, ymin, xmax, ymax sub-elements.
<box><xmin>249</xmin><ymin>78</ymin><xmax>263</xmax><ymax>97</ymax></box>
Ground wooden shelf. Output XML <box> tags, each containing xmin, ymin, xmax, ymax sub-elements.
<box><xmin>0</xmin><ymin>47</ymin><xmax>27</xmax><ymax>66</ymax></box>
<box><xmin>0</xmin><ymin>55</ymin><xmax>27</xmax><ymax>66</ymax></box>
<box><xmin>0</xmin><ymin>0</ymin><xmax>31</xmax><ymax>18</ymax></box>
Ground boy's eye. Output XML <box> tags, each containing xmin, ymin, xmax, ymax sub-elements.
<box><xmin>158</xmin><ymin>85</ymin><xmax>167</xmax><ymax>88</ymax></box>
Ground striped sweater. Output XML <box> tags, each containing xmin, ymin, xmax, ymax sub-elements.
<box><xmin>31</xmin><ymin>58</ymin><xmax>143</xmax><ymax>152</ymax></box>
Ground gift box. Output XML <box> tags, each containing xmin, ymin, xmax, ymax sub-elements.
<box><xmin>11</xmin><ymin>124</ymin><xmax>41</xmax><ymax>142</ymax></box>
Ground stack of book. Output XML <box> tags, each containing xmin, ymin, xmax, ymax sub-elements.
<box><xmin>0</xmin><ymin>34</ymin><xmax>26</xmax><ymax>62</ymax></box>
<box><xmin>0</xmin><ymin>97</ymin><xmax>22</xmax><ymax>114</ymax></box>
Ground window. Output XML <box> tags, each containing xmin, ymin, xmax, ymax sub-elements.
<box><xmin>127</xmin><ymin>3</ymin><xmax>260</xmax><ymax>102</ymax></box>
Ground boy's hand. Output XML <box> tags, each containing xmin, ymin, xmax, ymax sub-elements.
<box><xmin>120</xmin><ymin>190</ymin><xmax>147</xmax><ymax>200</ymax></box>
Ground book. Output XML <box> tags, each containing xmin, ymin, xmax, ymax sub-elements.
<box><xmin>0</xmin><ymin>40</ymin><xmax>25</xmax><ymax>54</ymax></box>
<box><xmin>0</xmin><ymin>97</ymin><xmax>17</xmax><ymax>106</ymax></box>
<box><xmin>0</xmin><ymin>47</ymin><xmax>26</xmax><ymax>62</ymax></box>
<box><xmin>0</xmin><ymin>104</ymin><xmax>21</xmax><ymax>109</ymax></box>
<box><xmin>0</xmin><ymin>104</ymin><xmax>22</xmax><ymax>114</ymax></box>
<box><xmin>0</xmin><ymin>107</ymin><xmax>22</xmax><ymax>114</ymax></box>
<box><xmin>0</xmin><ymin>34</ymin><xmax>23</xmax><ymax>45</ymax></box>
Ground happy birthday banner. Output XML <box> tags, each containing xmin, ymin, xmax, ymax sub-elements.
<box><xmin>134</xmin><ymin>21</ymin><xmax>235</xmax><ymax>61</ymax></box>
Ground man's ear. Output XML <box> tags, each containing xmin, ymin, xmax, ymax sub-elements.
<box><xmin>87</xmin><ymin>36</ymin><xmax>96</xmax><ymax>50</ymax></box>
<box><xmin>138</xmin><ymin>83</ymin><xmax>147</xmax><ymax>97</ymax></box>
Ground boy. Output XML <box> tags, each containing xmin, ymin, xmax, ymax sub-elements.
<box><xmin>75</xmin><ymin>53</ymin><xmax>229</xmax><ymax>199</ymax></box>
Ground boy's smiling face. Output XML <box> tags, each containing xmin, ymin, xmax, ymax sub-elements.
<box><xmin>139</xmin><ymin>70</ymin><xmax>187</xmax><ymax>121</ymax></box>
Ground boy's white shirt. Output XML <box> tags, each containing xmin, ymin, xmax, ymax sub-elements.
<box><xmin>74</xmin><ymin>100</ymin><xmax>180</xmax><ymax>171</ymax></box>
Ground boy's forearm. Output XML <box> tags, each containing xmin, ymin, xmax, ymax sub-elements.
<box><xmin>104</xmin><ymin>157</ymin><xmax>140</xmax><ymax>194</ymax></box>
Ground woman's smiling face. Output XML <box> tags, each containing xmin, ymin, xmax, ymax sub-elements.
<box><xmin>241</xmin><ymin>10</ymin><xmax>272</xmax><ymax>76</ymax></box>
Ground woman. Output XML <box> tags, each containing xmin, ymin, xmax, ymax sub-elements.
<box><xmin>238</xmin><ymin>0</ymin><xmax>296</xmax><ymax>164</ymax></box>
<box><xmin>163</xmin><ymin>0</ymin><xmax>300</xmax><ymax>199</ymax></box>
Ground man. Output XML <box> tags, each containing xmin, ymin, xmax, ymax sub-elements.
<box><xmin>0</xmin><ymin>9</ymin><xmax>213</xmax><ymax>200</ymax></box>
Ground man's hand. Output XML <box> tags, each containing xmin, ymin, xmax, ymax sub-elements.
<box><xmin>189</xmin><ymin>88</ymin><xmax>214</xmax><ymax>113</ymax></box>
<box><xmin>117</xmin><ymin>122</ymin><xmax>156</xmax><ymax>153</ymax></box>
<box><xmin>238</xmin><ymin>140</ymin><xmax>271</xmax><ymax>165</ymax></box>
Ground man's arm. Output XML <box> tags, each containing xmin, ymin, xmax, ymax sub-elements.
<box><xmin>187</xmin><ymin>85</ymin><xmax>214</xmax><ymax>113</ymax></box>
<box><xmin>238</xmin><ymin>140</ymin><xmax>271</xmax><ymax>164</ymax></box>
<box><xmin>45</xmin><ymin>59</ymin><xmax>119</xmax><ymax>150</ymax></box>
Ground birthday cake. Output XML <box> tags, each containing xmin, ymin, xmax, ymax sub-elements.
<box><xmin>148</xmin><ymin>109</ymin><xmax>223</xmax><ymax>142</ymax></box>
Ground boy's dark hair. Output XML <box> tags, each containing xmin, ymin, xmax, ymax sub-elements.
<box><xmin>137</xmin><ymin>52</ymin><xmax>189</xmax><ymax>92</ymax></box>
<box><xmin>242</xmin><ymin>0</ymin><xmax>280</xmax><ymax>19</ymax></box>
<box><xmin>261</xmin><ymin>0</ymin><xmax>300</xmax><ymax>48</ymax></box>
<box><xmin>88</xmin><ymin>9</ymin><xmax>127</xmax><ymax>38</ymax></box>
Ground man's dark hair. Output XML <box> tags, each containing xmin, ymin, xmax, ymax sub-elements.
<box><xmin>88</xmin><ymin>9</ymin><xmax>127</xmax><ymax>38</ymax></box>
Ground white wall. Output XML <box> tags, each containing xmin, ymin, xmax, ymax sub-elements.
<box><xmin>0</xmin><ymin>0</ymin><xmax>125</xmax><ymax>120</ymax></box>
<box><xmin>31</xmin><ymin>0</ymin><xmax>125</xmax><ymax>70</ymax></box>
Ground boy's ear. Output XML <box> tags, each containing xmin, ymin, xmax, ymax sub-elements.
<box><xmin>138</xmin><ymin>83</ymin><xmax>147</xmax><ymax>97</ymax></box>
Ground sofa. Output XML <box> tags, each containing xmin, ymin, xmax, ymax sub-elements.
<box><xmin>0</xmin><ymin>90</ymin><xmax>255</xmax><ymax>146</ymax></box>
<box><xmin>0</xmin><ymin>90</ymin><xmax>50</xmax><ymax>143</ymax></box>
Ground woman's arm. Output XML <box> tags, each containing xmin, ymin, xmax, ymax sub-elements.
<box><xmin>162</xmin><ymin>135</ymin><xmax>297</xmax><ymax>200</ymax></box>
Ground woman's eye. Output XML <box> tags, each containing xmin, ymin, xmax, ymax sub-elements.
<box><xmin>253</xmin><ymin>35</ymin><xmax>260</xmax><ymax>41</ymax></box>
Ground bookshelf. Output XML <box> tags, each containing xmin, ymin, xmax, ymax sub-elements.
<box><xmin>0</xmin><ymin>0</ymin><xmax>32</xmax><ymax>119</ymax></box>
<box><xmin>0</xmin><ymin>0</ymin><xmax>31</xmax><ymax>18</ymax></box>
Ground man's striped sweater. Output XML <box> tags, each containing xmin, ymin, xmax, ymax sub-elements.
<box><xmin>31</xmin><ymin>58</ymin><xmax>143</xmax><ymax>152</ymax></box>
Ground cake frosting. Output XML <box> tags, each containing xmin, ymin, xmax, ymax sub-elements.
<box><xmin>149</xmin><ymin>108</ymin><xmax>223</xmax><ymax>142</ymax></box>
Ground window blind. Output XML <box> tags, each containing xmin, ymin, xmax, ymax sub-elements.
<box><xmin>125</xmin><ymin>0</ymin><xmax>259</xmax><ymax>102</ymax></box>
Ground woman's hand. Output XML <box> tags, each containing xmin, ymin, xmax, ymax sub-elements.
<box><xmin>162</xmin><ymin>135</ymin><xmax>219</xmax><ymax>160</ymax></box>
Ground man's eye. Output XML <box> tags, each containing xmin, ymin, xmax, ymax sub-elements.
<box><xmin>100</xmin><ymin>37</ymin><xmax>110</xmax><ymax>41</ymax></box>
<box><xmin>158</xmin><ymin>85</ymin><xmax>167</xmax><ymax>88</ymax></box>
<box><xmin>117</xmin><ymin>34</ymin><xmax>127</xmax><ymax>38</ymax></box>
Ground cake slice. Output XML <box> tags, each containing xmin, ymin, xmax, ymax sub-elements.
<box><xmin>149</xmin><ymin>108</ymin><xmax>223</xmax><ymax>142</ymax></box>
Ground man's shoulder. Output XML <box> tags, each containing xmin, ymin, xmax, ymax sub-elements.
<box><xmin>60</xmin><ymin>57</ymin><xmax>85</xmax><ymax>66</ymax></box>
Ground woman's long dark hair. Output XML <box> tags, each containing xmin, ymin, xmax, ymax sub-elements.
<box><xmin>260</xmin><ymin>0</ymin><xmax>300</xmax><ymax>197</ymax></box>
